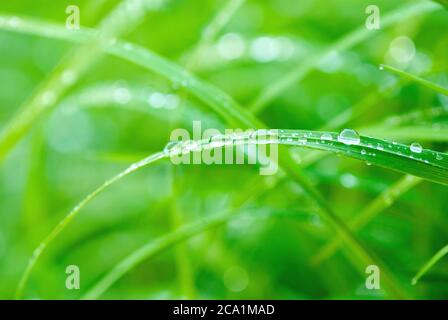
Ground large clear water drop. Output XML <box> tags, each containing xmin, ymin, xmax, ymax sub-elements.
<box><xmin>337</xmin><ymin>129</ymin><xmax>360</xmax><ymax>145</ymax></box>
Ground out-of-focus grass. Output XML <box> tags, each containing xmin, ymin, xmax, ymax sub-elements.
<box><xmin>0</xmin><ymin>0</ymin><xmax>447</xmax><ymax>300</ymax></box>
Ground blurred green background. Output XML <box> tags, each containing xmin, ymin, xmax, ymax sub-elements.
<box><xmin>0</xmin><ymin>0</ymin><xmax>447</xmax><ymax>299</ymax></box>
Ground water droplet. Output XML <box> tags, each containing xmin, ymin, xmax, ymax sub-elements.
<box><xmin>210</xmin><ymin>135</ymin><xmax>226</xmax><ymax>148</ymax></box>
<box><xmin>436</xmin><ymin>153</ymin><xmax>443</xmax><ymax>161</ymax></box>
<box><xmin>298</xmin><ymin>137</ymin><xmax>307</xmax><ymax>144</ymax></box>
<box><xmin>365</xmin><ymin>161</ymin><xmax>372</xmax><ymax>166</ymax></box>
<box><xmin>321</xmin><ymin>133</ymin><xmax>333</xmax><ymax>141</ymax></box>
<box><xmin>379</xmin><ymin>64</ymin><xmax>384</xmax><ymax>71</ymax></box>
<box><xmin>361</xmin><ymin>149</ymin><xmax>367</xmax><ymax>155</ymax></box>
<box><xmin>337</xmin><ymin>129</ymin><xmax>360</xmax><ymax>145</ymax></box>
<box><xmin>163</xmin><ymin>141</ymin><xmax>181</xmax><ymax>155</ymax></box>
<box><xmin>182</xmin><ymin>140</ymin><xmax>201</xmax><ymax>153</ymax></box>
<box><xmin>410</xmin><ymin>142</ymin><xmax>422</xmax><ymax>154</ymax></box>
<box><xmin>377</xmin><ymin>144</ymin><xmax>384</xmax><ymax>151</ymax></box>
<box><xmin>61</xmin><ymin>70</ymin><xmax>77</xmax><ymax>85</ymax></box>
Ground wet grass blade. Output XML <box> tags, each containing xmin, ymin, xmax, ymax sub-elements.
<box><xmin>412</xmin><ymin>244</ymin><xmax>448</xmax><ymax>285</ymax></box>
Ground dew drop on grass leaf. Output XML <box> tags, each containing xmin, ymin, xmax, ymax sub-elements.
<box><xmin>337</xmin><ymin>129</ymin><xmax>360</xmax><ymax>145</ymax></box>
<box><xmin>163</xmin><ymin>141</ymin><xmax>182</xmax><ymax>155</ymax></box>
<box><xmin>321</xmin><ymin>133</ymin><xmax>333</xmax><ymax>141</ymax></box>
<box><xmin>436</xmin><ymin>153</ymin><xmax>443</xmax><ymax>161</ymax></box>
<box><xmin>410</xmin><ymin>142</ymin><xmax>423</xmax><ymax>154</ymax></box>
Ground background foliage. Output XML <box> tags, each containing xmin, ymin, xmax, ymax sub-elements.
<box><xmin>0</xmin><ymin>0</ymin><xmax>447</xmax><ymax>299</ymax></box>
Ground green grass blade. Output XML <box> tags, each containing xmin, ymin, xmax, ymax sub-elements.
<box><xmin>248</xmin><ymin>2</ymin><xmax>440</xmax><ymax>113</ymax></box>
<box><xmin>380</xmin><ymin>64</ymin><xmax>448</xmax><ymax>96</ymax></box>
<box><xmin>361</xmin><ymin>126</ymin><xmax>448</xmax><ymax>143</ymax></box>
<box><xmin>412</xmin><ymin>244</ymin><xmax>448</xmax><ymax>285</ymax></box>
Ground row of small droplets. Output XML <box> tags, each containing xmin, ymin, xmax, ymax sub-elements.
<box><xmin>162</xmin><ymin>129</ymin><xmax>285</xmax><ymax>156</ymax></box>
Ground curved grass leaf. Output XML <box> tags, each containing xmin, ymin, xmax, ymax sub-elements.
<box><xmin>380</xmin><ymin>64</ymin><xmax>448</xmax><ymax>96</ymax></box>
<box><xmin>15</xmin><ymin>129</ymin><xmax>448</xmax><ymax>298</ymax></box>
<box><xmin>412</xmin><ymin>244</ymin><xmax>448</xmax><ymax>285</ymax></box>
<box><xmin>361</xmin><ymin>126</ymin><xmax>448</xmax><ymax>143</ymax></box>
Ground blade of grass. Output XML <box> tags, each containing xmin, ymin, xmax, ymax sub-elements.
<box><xmin>361</xmin><ymin>125</ymin><xmax>448</xmax><ymax>142</ymax></box>
<box><xmin>248</xmin><ymin>2</ymin><xmax>441</xmax><ymax>113</ymax></box>
<box><xmin>412</xmin><ymin>244</ymin><xmax>448</xmax><ymax>285</ymax></box>
<box><xmin>380</xmin><ymin>64</ymin><xmax>448</xmax><ymax>96</ymax></box>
